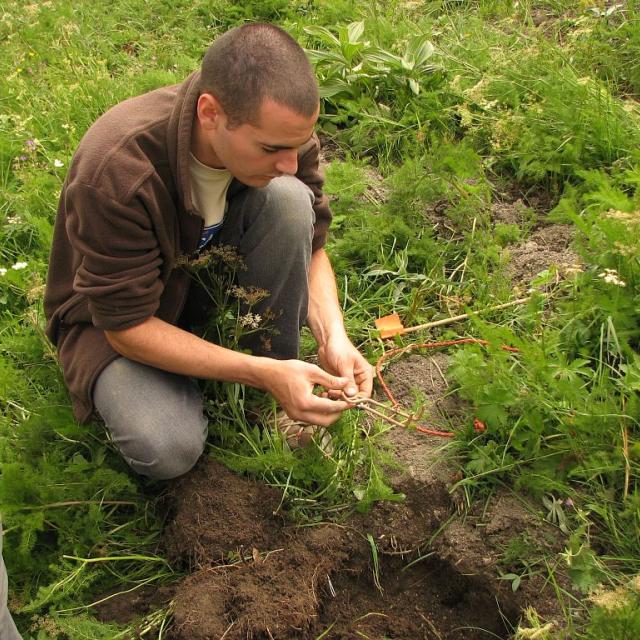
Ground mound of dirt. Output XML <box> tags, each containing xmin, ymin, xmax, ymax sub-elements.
<box><xmin>165</xmin><ymin>459</ymin><xmax>518</xmax><ymax>640</ymax></box>
<box><xmin>163</xmin><ymin>460</ymin><xmax>284</xmax><ymax>568</ymax></box>
<box><xmin>172</xmin><ymin>525</ymin><xmax>351</xmax><ymax>639</ymax></box>
<box><xmin>96</xmin><ymin>354</ymin><xmax>571</xmax><ymax>638</ymax></box>
<box><xmin>505</xmin><ymin>223</ymin><xmax>581</xmax><ymax>287</ymax></box>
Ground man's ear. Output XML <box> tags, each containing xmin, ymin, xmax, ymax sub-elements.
<box><xmin>196</xmin><ymin>93</ymin><xmax>224</xmax><ymax>131</ymax></box>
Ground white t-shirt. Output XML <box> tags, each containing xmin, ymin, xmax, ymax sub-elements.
<box><xmin>189</xmin><ymin>153</ymin><xmax>233</xmax><ymax>250</ymax></box>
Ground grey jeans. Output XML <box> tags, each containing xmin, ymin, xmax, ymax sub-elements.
<box><xmin>0</xmin><ymin>522</ymin><xmax>22</xmax><ymax>640</ymax></box>
<box><xmin>94</xmin><ymin>176</ymin><xmax>315</xmax><ymax>480</ymax></box>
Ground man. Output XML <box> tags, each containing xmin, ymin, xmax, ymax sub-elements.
<box><xmin>44</xmin><ymin>23</ymin><xmax>373</xmax><ymax>481</ymax></box>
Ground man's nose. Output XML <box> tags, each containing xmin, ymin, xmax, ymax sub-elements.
<box><xmin>274</xmin><ymin>149</ymin><xmax>298</xmax><ymax>175</ymax></box>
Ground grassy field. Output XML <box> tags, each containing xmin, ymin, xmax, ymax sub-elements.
<box><xmin>1</xmin><ymin>0</ymin><xmax>640</xmax><ymax>638</ymax></box>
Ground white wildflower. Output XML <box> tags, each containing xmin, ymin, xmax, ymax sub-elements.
<box><xmin>53</xmin><ymin>159</ymin><xmax>64</xmax><ymax>168</ymax></box>
<box><xmin>239</xmin><ymin>313</ymin><xmax>262</xmax><ymax>329</ymax></box>
<box><xmin>11</xmin><ymin>261</ymin><xmax>28</xmax><ymax>270</ymax></box>
<box><xmin>6</xmin><ymin>214</ymin><xmax>21</xmax><ymax>225</ymax></box>
<box><xmin>0</xmin><ymin>268</ymin><xmax>6</xmax><ymax>276</ymax></box>
<box><xmin>597</xmin><ymin>268</ymin><xmax>626</xmax><ymax>287</ymax></box>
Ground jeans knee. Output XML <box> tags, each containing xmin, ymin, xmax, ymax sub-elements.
<box><xmin>137</xmin><ymin>428</ymin><xmax>206</xmax><ymax>480</ymax></box>
<box><xmin>94</xmin><ymin>358</ymin><xmax>208</xmax><ymax>480</ymax></box>
<box><xmin>261</xmin><ymin>176</ymin><xmax>315</xmax><ymax>239</ymax></box>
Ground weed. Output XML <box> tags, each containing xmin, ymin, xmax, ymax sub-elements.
<box><xmin>366</xmin><ymin>533</ymin><xmax>384</xmax><ymax>594</ymax></box>
<box><xmin>304</xmin><ymin>19</ymin><xmax>453</xmax><ymax>162</ymax></box>
<box><xmin>583</xmin><ymin>574</ymin><xmax>640</xmax><ymax>639</ymax></box>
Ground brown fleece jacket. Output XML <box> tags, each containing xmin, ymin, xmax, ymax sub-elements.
<box><xmin>44</xmin><ymin>71</ymin><xmax>331</xmax><ymax>422</ymax></box>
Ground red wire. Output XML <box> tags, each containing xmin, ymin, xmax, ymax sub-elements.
<box><xmin>375</xmin><ymin>338</ymin><xmax>520</xmax><ymax>438</ymax></box>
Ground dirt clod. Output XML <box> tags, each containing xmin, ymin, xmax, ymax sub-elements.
<box><xmin>163</xmin><ymin>460</ymin><xmax>283</xmax><ymax>568</ymax></box>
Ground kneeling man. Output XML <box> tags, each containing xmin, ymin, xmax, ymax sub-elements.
<box><xmin>45</xmin><ymin>23</ymin><xmax>373</xmax><ymax>480</ymax></box>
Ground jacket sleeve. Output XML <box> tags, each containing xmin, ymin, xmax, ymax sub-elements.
<box><xmin>296</xmin><ymin>133</ymin><xmax>332</xmax><ymax>252</ymax></box>
<box><xmin>64</xmin><ymin>182</ymin><xmax>164</xmax><ymax>331</ymax></box>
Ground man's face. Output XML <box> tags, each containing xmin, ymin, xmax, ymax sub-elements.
<box><xmin>195</xmin><ymin>96</ymin><xmax>319</xmax><ymax>187</ymax></box>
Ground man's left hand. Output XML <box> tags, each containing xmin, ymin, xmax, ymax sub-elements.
<box><xmin>317</xmin><ymin>333</ymin><xmax>374</xmax><ymax>400</ymax></box>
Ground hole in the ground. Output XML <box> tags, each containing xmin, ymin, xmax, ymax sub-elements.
<box><xmin>103</xmin><ymin>460</ymin><xmax>523</xmax><ymax>639</ymax></box>
<box><xmin>318</xmin><ymin>553</ymin><xmax>518</xmax><ymax>640</ymax></box>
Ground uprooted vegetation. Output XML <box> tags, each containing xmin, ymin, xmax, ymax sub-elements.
<box><xmin>2</xmin><ymin>1</ymin><xmax>640</xmax><ymax>639</ymax></box>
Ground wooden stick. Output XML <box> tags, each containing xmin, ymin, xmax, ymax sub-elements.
<box><xmin>359</xmin><ymin>405</ymin><xmax>414</xmax><ymax>430</ymax></box>
<box><xmin>346</xmin><ymin>395</ymin><xmax>417</xmax><ymax>422</ymax></box>
<box><xmin>397</xmin><ymin>296</ymin><xmax>533</xmax><ymax>336</ymax></box>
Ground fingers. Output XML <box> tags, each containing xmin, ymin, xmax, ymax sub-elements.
<box><xmin>322</xmin><ymin>343</ymin><xmax>373</xmax><ymax>399</ymax></box>
<box><xmin>321</xmin><ymin>360</ymin><xmax>373</xmax><ymax>400</ymax></box>
<box><xmin>270</xmin><ymin>360</ymin><xmax>368</xmax><ymax>428</ymax></box>
<box><xmin>355</xmin><ymin>363</ymin><xmax>374</xmax><ymax>397</ymax></box>
<box><xmin>336</xmin><ymin>365</ymin><xmax>358</xmax><ymax>397</ymax></box>
<box><xmin>311</xmin><ymin>368</ymin><xmax>353</xmax><ymax>394</ymax></box>
<box><xmin>287</xmin><ymin>395</ymin><xmax>350</xmax><ymax>427</ymax></box>
<box><xmin>338</xmin><ymin>354</ymin><xmax>374</xmax><ymax>399</ymax></box>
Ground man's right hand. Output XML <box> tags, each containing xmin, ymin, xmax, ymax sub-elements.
<box><xmin>262</xmin><ymin>359</ymin><xmax>353</xmax><ymax>427</ymax></box>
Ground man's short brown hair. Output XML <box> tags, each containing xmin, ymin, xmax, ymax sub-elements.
<box><xmin>200</xmin><ymin>23</ymin><xmax>319</xmax><ymax>127</ymax></box>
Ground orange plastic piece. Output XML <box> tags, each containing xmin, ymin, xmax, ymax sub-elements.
<box><xmin>374</xmin><ymin>313</ymin><xmax>405</xmax><ymax>339</ymax></box>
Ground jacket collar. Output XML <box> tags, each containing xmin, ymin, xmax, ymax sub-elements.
<box><xmin>167</xmin><ymin>70</ymin><xmax>201</xmax><ymax>214</ymax></box>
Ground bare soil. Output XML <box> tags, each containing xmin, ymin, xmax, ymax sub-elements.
<box><xmin>487</xmin><ymin>185</ymin><xmax>583</xmax><ymax>290</ymax></box>
<box><xmin>94</xmin><ymin>344</ymin><xmax>572</xmax><ymax>639</ymax></box>
<box><xmin>93</xmin><ymin>585</ymin><xmax>175</xmax><ymax>626</ymax></box>
<box><xmin>375</xmin><ymin>354</ymin><xmax>572</xmax><ymax>626</ymax></box>
<box><xmin>505</xmin><ymin>223</ymin><xmax>581</xmax><ymax>288</ymax></box>
<box><xmin>131</xmin><ymin>353</ymin><xmax>567</xmax><ymax>639</ymax></box>
<box><xmin>162</xmin><ymin>458</ymin><xmax>520</xmax><ymax>640</ymax></box>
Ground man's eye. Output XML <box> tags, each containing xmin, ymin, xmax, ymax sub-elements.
<box><xmin>262</xmin><ymin>147</ymin><xmax>278</xmax><ymax>154</ymax></box>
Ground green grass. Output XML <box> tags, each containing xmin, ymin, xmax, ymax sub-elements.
<box><xmin>1</xmin><ymin>1</ymin><xmax>640</xmax><ymax>638</ymax></box>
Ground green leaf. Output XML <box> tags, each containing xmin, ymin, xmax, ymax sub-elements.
<box><xmin>410</xmin><ymin>39</ymin><xmax>435</xmax><ymax>66</ymax></box>
<box><xmin>318</xmin><ymin>80</ymin><xmax>353</xmax><ymax>99</ymax></box>
<box><xmin>306</xmin><ymin>49</ymin><xmax>347</xmax><ymax>66</ymax></box>
<box><xmin>303</xmin><ymin>25</ymin><xmax>341</xmax><ymax>48</ymax></box>
<box><xmin>401</xmin><ymin>55</ymin><xmax>414</xmax><ymax>71</ymax></box>
<box><xmin>368</xmin><ymin>48</ymin><xmax>401</xmax><ymax>62</ymax></box>
<box><xmin>347</xmin><ymin>21</ymin><xmax>365</xmax><ymax>45</ymax></box>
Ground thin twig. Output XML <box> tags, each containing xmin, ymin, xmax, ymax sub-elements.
<box><xmin>418</xmin><ymin>612</ymin><xmax>444</xmax><ymax>640</ymax></box>
<box><xmin>397</xmin><ymin>297</ymin><xmax>532</xmax><ymax>336</ymax></box>
<box><xmin>220</xmin><ymin>621</ymin><xmax>236</xmax><ymax>640</ymax></box>
<box><xmin>430</xmin><ymin>356</ymin><xmax>448</xmax><ymax>387</ymax></box>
